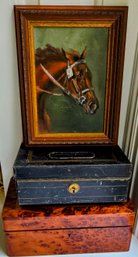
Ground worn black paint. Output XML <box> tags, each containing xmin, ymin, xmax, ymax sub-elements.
<box><xmin>14</xmin><ymin>144</ymin><xmax>133</xmax><ymax>205</ymax></box>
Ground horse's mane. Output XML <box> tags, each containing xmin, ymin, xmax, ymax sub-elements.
<box><xmin>35</xmin><ymin>44</ymin><xmax>66</xmax><ymax>65</ymax></box>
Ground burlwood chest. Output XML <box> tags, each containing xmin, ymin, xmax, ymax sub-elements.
<box><xmin>13</xmin><ymin>144</ymin><xmax>133</xmax><ymax>205</ymax></box>
<box><xmin>2</xmin><ymin>178</ymin><xmax>135</xmax><ymax>256</ymax></box>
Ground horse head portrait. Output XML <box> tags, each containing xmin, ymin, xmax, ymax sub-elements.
<box><xmin>35</xmin><ymin>44</ymin><xmax>99</xmax><ymax>132</ymax></box>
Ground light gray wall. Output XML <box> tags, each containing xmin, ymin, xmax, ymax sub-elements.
<box><xmin>0</xmin><ymin>0</ymin><xmax>22</xmax><ymax>191</ymax></box>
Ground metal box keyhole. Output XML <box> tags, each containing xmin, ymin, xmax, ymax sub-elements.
<box><xmin>68</xmin><ymin>183</ymin><xmax>80</xmax><ymax>194</ymax></box>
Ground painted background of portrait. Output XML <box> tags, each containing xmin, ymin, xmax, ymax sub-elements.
<box><xmin>34</xmin><ymin>27</ymin><xmax>108</xmax><ymax>133</ymax></box>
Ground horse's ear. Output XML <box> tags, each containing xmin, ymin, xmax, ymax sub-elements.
<box><xmin>81</xmin><ymin>47</ymin><xmax>87</xmax><ymax>59</ymax></box>
<box><xmin>62</xmin><ymin>48</ymin><xmax>71</xmax><ymax>60</ymax></box>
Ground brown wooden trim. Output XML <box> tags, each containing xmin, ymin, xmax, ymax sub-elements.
<box><xmin>14</xmin><ymin>5</ymin><xmax>128</xmax><ymax>146</ymax></box>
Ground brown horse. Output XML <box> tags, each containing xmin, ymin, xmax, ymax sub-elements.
<box><xmin>35</xmin><ymin>44</ymin><xmax>99</xmax><ymax>132</ymax></box>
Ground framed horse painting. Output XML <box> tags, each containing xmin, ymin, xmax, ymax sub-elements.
<box><xmin>14</xmin><ymin>5</ymin><xmax>128</xmax><ymax>146</ymax></box>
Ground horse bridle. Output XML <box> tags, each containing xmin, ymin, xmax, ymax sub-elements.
<box><xmin>66</xmin><ymin>59</ymin><xmax>86</xmax><ymax>79</ymax></box>
<box><xmin>66</xmin><ymin>59</ymin><xmax>95</xmax><ymax>106</ymax></box>
<box><xmin>40</xmin><ymin>59</ymin><xmax>94</xmax><ymax>106</ymax></box>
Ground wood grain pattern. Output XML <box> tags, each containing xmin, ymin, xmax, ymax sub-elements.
<box><xmin>2</xmin><ymin>178</ymin><xmax>135</xmax><ymax>256</ymax></box>
<box><xmin>5</xmin><ymin>227</ymin><xmax>132</xmax><ymax>256</ymax></box>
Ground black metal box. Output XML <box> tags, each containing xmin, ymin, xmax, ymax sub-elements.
<box><xmin>13</xmin><ymin>144</ymin><xmax>132</xmax><ymax>205</ymax></box>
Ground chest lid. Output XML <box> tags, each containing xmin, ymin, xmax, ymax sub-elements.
<box><xmin>2</xmin><ymin>178</ymin><xmax>135</xmax><ymax>232</ymax></box>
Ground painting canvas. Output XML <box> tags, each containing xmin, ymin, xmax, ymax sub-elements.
<box><xmin>34</xmin><ymin>26</ymin><xmax>108</xmax><ymax>134</ymax></box>
<box><xmin>15</xmin><ymin>5</ymin><xmax>128</xmax><ymax>145</ymax></box>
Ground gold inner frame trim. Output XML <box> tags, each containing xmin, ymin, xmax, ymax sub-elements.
<box><xmin>27</xmin><ymin>20</ymin><xmax>113</xmax><ymax>141</ymax></box>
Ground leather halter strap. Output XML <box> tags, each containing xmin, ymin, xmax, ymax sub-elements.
<box><xmin>66</xmin><ymin>59</ymin><xmax>86</xmax><ymax>79</ymax></box>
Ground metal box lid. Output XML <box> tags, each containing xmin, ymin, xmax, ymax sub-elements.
<box><xmin>14</xmin><ymin>144</ymin><xmax>132</xmax><ymax>180</ymax></box>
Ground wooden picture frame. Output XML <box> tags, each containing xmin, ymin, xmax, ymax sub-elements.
<box><xmin>14</xmin><ymin>5</ymin><xmax>128</xmax><ymax>146</ymax></box>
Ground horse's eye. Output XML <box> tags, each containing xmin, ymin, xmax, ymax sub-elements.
<box><xmin>76</xmin><ymin>71</ymin><xmax>80</xmax><ymax>76</ymax></box>
<box><xmin>79</xmin><ymin>70</ymin><xmax>83</xmax><ymax>75</ymax></box>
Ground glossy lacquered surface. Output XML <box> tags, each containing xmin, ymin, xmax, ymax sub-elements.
<box><xmin>2</xmin><ymin>178</ymin><xmax>135</xmax><ymax>256</ymax></box>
